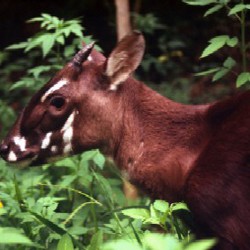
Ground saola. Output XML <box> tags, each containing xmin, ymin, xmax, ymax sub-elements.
<box><xmin>0</xmin><ymin>31</ymin><xmax>250</xmax><ymax>249</ymax></box>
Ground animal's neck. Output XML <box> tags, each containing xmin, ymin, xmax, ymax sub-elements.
<box><xmin>113</xmin><ymin>79</ymin><xmax>210</xmax><ymax>202</ymax></box>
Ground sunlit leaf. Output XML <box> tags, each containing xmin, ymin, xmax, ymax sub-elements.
<box><xmin>201</xmin><ymin>35</ymin><xmax>229</xmax><ymax>58</ymax></box>
<box><xmin>212</xmin><ymin>68</ymin><xmax>229</xmax><ymax>81</ymax></box>
<box><xmin>236</xmin><ymin>72</ymin><xmax>250</xmax><ymax>87</ymax></box>
<box><xmin>57</xmin><ymin>234</ymin><xmax>74</xmax><ymax>250</ymax></box>
<box><xmin>87</xmin><ymin>231</ymin><xmax>103</xmax><ymax>250</ymax></box>
<box><xmin>228</xmin><ymin>4</ymin><xmax>247</xmax><ymax>15</ymax></box>
<box><xmin>204</xmin><ymin>4</ymin><xmax>223</xmax><ymax>17</ymax></box>
<box><xmin>185</xmin><ymin>239</ymin><xmax>217</xmax><ymax>250</ymax></box>
<box><xmin>122</xmin><ymin>208</ymin><xmax>150</xmax><ymax>220</ymax></box>
<box><xmin>0</xmin><ymin>227</ymin><xmax>32</xmax><ymax>245</ymax></box>
<box><xmin>42</xmin><ymin>34</ymin><xmax>55</xmax><ymax>57</ymax></box>
<box><xmin>153</xmin><ymin>200</ymin><xmax>169</xmax><ymax>213</ymax></box>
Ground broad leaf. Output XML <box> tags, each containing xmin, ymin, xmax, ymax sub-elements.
<box><xmin>201</xmin><ymin>35</ymin><xmax>229</xmax><ymax>58</ymax></box>
<box><xmin>57</xmin><ymin>234</ymin><xmax>74</xmax><ymax>250</ymax></box>
<box><xmin>204</xmin><ymin>4</ymin><xmax>223</xmax><ymax>17</ymax></box>
<box><xmin>122</xmin><ymin>208</ymin><xmax>150</xmax><ymax>220</ymax></box>
<box><xmin>228</xmin><ymin>4</ymin><xmax>247</xmax><ymax>15</ymax></box>
<box><xmin>236</xmin><ymin>72</ymin><xmax>250</xmax><ymax>87</ymax></box>
<box><xmin>42</xmin><ymin>34</ymin><xmax>55</xmax><ymax>57</ymax></box>
<box><xmin>153</xmin><ymin>200</ymin><xmax>169</xmax><ymax>213</ymax></box>
<box><xmin>185</xmin><ymin>239</ymin><xmax>217</xmax><ymax>250</ymax></box>
<box><xmin>87</xmin><ymin>231</ymin><xmax>103</xmax><ymax>250</ymax></box>
<box><xmin>212</xmin><ymin>68</ymin><xmax>229</xmax><ymax>82</ymax></box>
<box><xmin>183</xmin><ymin>0</ymin><xmax>216</xmax><ymax>6</ymax></box>
<box><xmin>0</xmin><ymin>227</ymin><xmax>33</xmax><ymax>245</ymax></box>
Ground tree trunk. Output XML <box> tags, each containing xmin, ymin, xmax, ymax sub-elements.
<box><xmin>115</xmin><ymin>0</ymin><xmax>132</xmax><ymax>41</ymax></box>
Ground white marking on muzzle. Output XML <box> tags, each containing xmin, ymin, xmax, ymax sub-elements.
<box><xmin>8</xmin><ymin>151</ymin><xmax>17</xmax><ymax>162</ymax></box>
<box><xmin>41</xmin><ymin>79</ymin><xmax>68</xmax><ymax>102</ymax></box>
<box><xmin>13</xmin><ymin>136</ymin><xmax>26</xmax><ymax>152</ymax></box>
<box><xmin>41</xmin><ymin>132</ymin><xmax>52</xmax><ymax>149</ymax></box>
<box><xmin>51</xmin><ymin>145</ymin><xmax>58</xmax><ymax>153</ymax></box>
<box><xmin>87</xmin><ymin>55</ymin><xmax>93</xmax><ymax>61</ymax></box>
<box><xmin>61</xmin><ymin>111</ymin><xmax>75</xmax><ymax>154</ymax></box>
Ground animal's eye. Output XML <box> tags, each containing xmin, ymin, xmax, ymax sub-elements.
<box><xmin>49</xmin><ymin>96</ymin><xmax>65</xmax><ymax>109</ymax></box>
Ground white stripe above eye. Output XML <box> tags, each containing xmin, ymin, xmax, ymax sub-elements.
<box><xmin>41</xmin><ymin>79</ymin><xmax>68</xmax><ymax>102</ymax></box>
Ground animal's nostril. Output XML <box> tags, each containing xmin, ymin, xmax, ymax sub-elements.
<box><xmin>0</xmin><ymin>143</ymin><xmax>9</xmax><ymax>156</ymax></box>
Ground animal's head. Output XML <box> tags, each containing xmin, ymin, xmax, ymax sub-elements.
<box><xmin>0</xmin><ymin>31</ymin><xmax>145</xmax><ymax>166</ymax></box>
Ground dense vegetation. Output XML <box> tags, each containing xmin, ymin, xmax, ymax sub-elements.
<box><xmin>0</xmin><ymin>1</ymin><xmax>249</xmax><ymax>249</ymax></box>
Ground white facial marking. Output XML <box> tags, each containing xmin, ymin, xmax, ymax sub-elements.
<box><xmin>63</xmin><ymin>144</ymin><xmax>72</xmax><ymax>154</ymax></box>
<box><xmin>13</xmin><ymin>136</ymin><xmax>26</xmax><ymax>152</ymax></box>
<box><xmin>61</xmin><ymin>111</ymin><xmax>75</xmax><ymax>154</ymax></box>
<box><xmin>110</xmin><ymin>84</ymin><xmax>118</xmax><ymax>91</ymax></box>
<box><xmin>41</xmin><ymin>79</ymin><xmax>68</xmax><ymax>102</ymax></box>
<box><xmin>41</xmin><ymin>132</ymin><xmax>52</xmax><ymax>149</ymax></box>
<box><xmin>8</xmin><ymin>151</ymin><xmax>17</xmax><ymax>162</ymax></box>
<box><xmin>51</xmin><ymin>145</ymin><xmax>58</xmax><ymax>153</ymax></box>
<box><xmin>87</xmin><ymin>55</ymin><xmax>93</xmax><ymax>61</ymax></box>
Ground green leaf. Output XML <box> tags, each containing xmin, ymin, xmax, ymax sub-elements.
<box><xmin>6</xmin><ymin>42</ymin><xmax>28</xmax><ymax>50</ymax></box>
<box><xmin>153</xmin><ymin>200</ymin><xmax>169</xmax><ymax>213</ymax></box>
<box><xmin>185</xmin><ymin>239</ymin><xmax>217</xmax><ymax>250</ymax></box>
<box><xmin>42</xmin><ymin>34</ymin><xmax>55</xmax><ymax>57</ymax></box>
<box><xmin>236</xmin><ymin>72</ymin><xmax>250</xmax><ymax>87</ymax></box>
<box><xmin>56</xmin><ymin>35</ymin><xmax>65</xmax><ymax>45</ymax></box>
<box><xmin>212</xmin><ymin>68</ymin><xmax>229</xmax><ymax>82</ymax></box>
<box><xmin>122</xmin><ymin>208</ymin><xmax>150</xmax><ymax>220</ymax></box>
<box><xmin>228</xmin><ymin>4</ymin><xmax>246</xmax><ymax>15</ymax></box>
<box><xmin>29</xmin><ymin>210</ymin><xmax>67</xmax><ymax>235</ymax></box>
<box><xmin>27</xmin><ymin>17</ymin><xmax>44</xmax><ymax>23</ymax></box>
<box><xmin>93</xmin><ymin>151</ymin><xmax>105</xmax><ymax>169</ymax></box>
<box><xmin>87</xmin><ymin>231</ymin><xmax>103</xmax><ymax>250</ymax></box>
<box><xmin>204</xmin><ymin>4</ymin><xmax>223</xmax><ymax>17</ymax></box>
<box><xmin>57</xmin><ymin>234</ymin><xmax>74</xmax><ymax>250</ymax></box>
<box><xmin>201</xmin><ymin>35</ymin><xmax>229</xmax><ymax>58</ymax></box>
<box><xmin>171</xmin><ymin>202</ymin><xmax>189</xmax><ymax>212</ymax></box>
<box><xmin>223</xmin><ymin>57</ymin><xmax>236</xmax><ymax>69</ymax></box>
<box><xmin>28</xmin><ymin>65</ymin><xmax>51</xmax><ymax>78</ymax></box>
<box><xmin>103</xmin><ymin>239</ymin><xmax>141</xmax><ymax>250</ymax></box>
<box><xmin>195</xmin><ymin>67</ymin><xmax>220</xmax><ymax>76</ymax></box>
<box><xmin>226</xmin><ymin>37</ymin><xmax>238</xmax><ymax>47</ymax></box>
<box><xmin>0</xmin><ymin>227</ymin><xmax>32</xmax><ymax>245</ymax></box>
<box><xmin>182</xmin><ymin>0</ymin><xmax>216</xmax><ymax>6</ymax></box>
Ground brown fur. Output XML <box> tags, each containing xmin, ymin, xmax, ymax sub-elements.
<box><xmin>0</xmin><ymin>32</ymin><xmax>250</xmax><ymax>249</ymax></box>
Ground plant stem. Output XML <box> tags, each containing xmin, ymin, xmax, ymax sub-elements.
<box><xmin>241</xmin><ymin>1</ymin><xmax>247</xmax><ymax>72</ymax></box>
<box><xmin>90</xmin><ymin>179</ymin><xmax>98</xmax><ymax>233</ymax></box>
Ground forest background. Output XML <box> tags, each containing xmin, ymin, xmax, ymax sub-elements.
<box><xmin>0</xmin><ymin>0</ymin><xmax>249</xmax><ymax>249</ymax></box>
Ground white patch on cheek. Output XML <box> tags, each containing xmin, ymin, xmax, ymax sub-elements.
<box><xmin>8</xmin><ymin>151</ymin><xmax>17</xmax><ymax>162</ymax></box>
<box><xmin>41</xmin><ymin>132</ymin><xmax>52</xmax><ymax>149</ymax></box>
<box><xmin>61</xmin><ymin>111</ymin><xmax>75</xmax><ymax>154</ymax></box>
<box><xmin>13</xmin><ymin>136</ymin><xmax>26</xmax><ymax>152</ymax></box>
<box><xmin>41</xmin><ymin>79</ymin><xmax>68</xmax><ymax>102</ymax></box>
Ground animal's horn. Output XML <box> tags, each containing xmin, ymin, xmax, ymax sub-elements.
<box><xmin>72</xmin><ymin>42</ymin><xmax>95</xmax><ymax>67</ymax></box>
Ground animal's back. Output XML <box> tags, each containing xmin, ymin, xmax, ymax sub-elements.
<box><xmin>185</xmin><ymin>90</ymin><xmax>250</xmax><ymax>249</ymax></box>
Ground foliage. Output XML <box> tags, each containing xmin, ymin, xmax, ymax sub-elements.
<box><xmin>183</xmin><ymin>0</ymin><xmax>250</xmax><ymax>87</ymax></box>
<box><xmin>0</xmin><ymin>13</ymin><xmax>217</xmax><ymax>250</ymax></box>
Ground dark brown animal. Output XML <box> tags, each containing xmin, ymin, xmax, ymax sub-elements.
<box><xmin>0</xmin><ymin>31</ymin><xmax>249</xmax><ymax>249</ymax></box>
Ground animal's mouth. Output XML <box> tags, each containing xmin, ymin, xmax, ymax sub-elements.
<box><xmin>6</xmin><ymin>149</ymin><xmax>39</xmax><ymax>167</ymax></box>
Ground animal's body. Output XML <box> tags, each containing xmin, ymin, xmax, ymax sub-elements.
<box><xmin>0</xmin><ymin>31</ymin><xmax>249</xmax><ymax>249</ymax></box>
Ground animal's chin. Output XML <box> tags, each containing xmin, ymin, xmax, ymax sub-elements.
<box><xmin>9</xmin><ymin>156</ymin><xmax>38</xmax><ymax>169</ymax></box>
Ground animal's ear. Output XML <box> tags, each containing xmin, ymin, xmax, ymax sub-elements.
<box><xmin>105</xmin><ymin>31</ymin><xmax>145</xmax><ymax>90</ymax></box>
